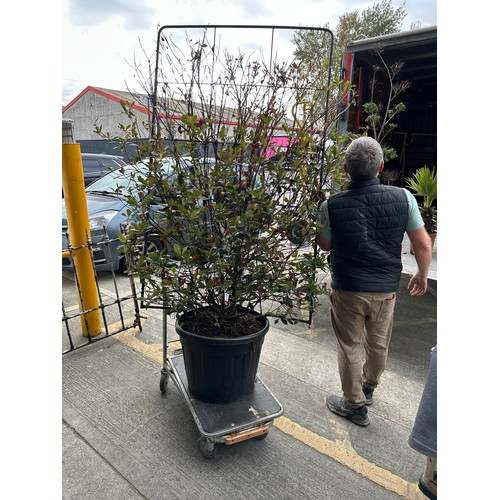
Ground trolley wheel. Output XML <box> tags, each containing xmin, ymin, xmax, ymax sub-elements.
<box><xmin>197</xmin><ymin>437</ymin><xmax>216</xmax><ymax>459</ymax></box>
<box><xmin>254</xmin><ymin>431</ymin><xmax>269</xmax><ymax>440</ymax></box>
<box><xmin>160</xmin><ymin>372</ymin><xmax>169</xmax><ymax>394</ymax></box>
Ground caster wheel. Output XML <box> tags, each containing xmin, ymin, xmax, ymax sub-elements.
<box><xmin>160</xmin><ymin>372</ymin><xmax>169</xmax><ymax>393</ymax></box>
<box><xmin>197</xmin><ymin>437</ymin><xmax>215</xmax><ymax>459</ymax></box>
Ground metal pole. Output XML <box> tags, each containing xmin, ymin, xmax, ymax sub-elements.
<box><xmin>62</xmin><ymin>121</ymin><xmax>102</xmax><ymax>337</ymax></box>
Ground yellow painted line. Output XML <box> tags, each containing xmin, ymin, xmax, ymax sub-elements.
<box><xmin>274</xmin><ymin>416</ymin><xmax>423</xmax><ymax>499</ymax></box>
<box><xmin>393</xmin><ymin>318</ymin><xmax>437</xmax><ymax>326</ymax></box>
<box><xmin>113</xmin><ymin>323</ymin><xmax>180</xmax><ymax>363</ymax></box>
<box><xmin>114</xmin><ymin>318</ymin><xmax>424</xmax><ymax>499</ymax></box>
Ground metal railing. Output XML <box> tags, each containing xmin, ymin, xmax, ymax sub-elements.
<box><xmin>62</xmin><ymin>233</ymin><xmax>143</xmax><ymax>355</ymax></box>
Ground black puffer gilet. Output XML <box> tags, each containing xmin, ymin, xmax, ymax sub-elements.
<box><xmin>327</xmin><ymin>178</ymin><xmax>408</xmax><ymax>292</ymax></box>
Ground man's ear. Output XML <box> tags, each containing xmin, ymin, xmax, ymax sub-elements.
<box><xmin>343</xmin><ymin>164</ymin><xmax>349</xmax><ymax>176</ymax></box>
<box><xmin>378</xmin><ymin>161</ymin><xmax>385</xmax><ymax>174</ymax></box>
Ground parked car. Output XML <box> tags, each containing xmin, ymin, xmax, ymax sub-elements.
<box><xmin>62</xmin><ymin>153</ymin><xmax>127</xmax><ymax>197</ymax></box>
<box><xmin>81</xmin><ymin>153</ymin><xmax>127</xmax><ymax>185</ymax></box>
<box><xmin>62</xmin><ymin>157</ymin><xmax>193</xmax><ymax>273</ymax></box>
<box><xmin>62</xmin><ymin>155</ymin><xmax>307</xmax><ymax>273</ymax></box>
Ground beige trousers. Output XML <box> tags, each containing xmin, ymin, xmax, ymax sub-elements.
<box><xmin>329</xmin><ymin>288</ymin><xmax>396</xmax><ymax>408</ymax></box>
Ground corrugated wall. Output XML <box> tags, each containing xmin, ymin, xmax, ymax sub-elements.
<box><xmin>62</xmin><ymin>91</ymin><xmax>150</xmax><ymax>141</ymax></box>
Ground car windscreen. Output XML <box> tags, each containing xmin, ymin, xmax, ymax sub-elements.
<box><xmin>101</xmin><ymin>157</ymin><xmax>126</xmax><ymax>170</ymax></box>
<box><xmin>85</xmin><ymin>159</ymin><xmax>177</xmax><ymax>197</ymax></box>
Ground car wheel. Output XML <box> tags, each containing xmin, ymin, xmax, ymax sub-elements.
<box><xmin>119</xmin><ymin>234</ymin><xmax>163</xmax><ymax>273</ymax></box>
<box><xmin>286</xmin><ymin>220</ymin><xmax>309</xmax><ymax>245</ymax></box>
<box><xmin>142</xmin><ymin>235</ymin><xmax>163</xmax><ymax>255</ymax></box>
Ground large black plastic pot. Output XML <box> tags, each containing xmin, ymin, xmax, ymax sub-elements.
<box><xmin>175</xmin><ymin>309</ymin><xmax>269</xmax><ymax>404</ymax></box>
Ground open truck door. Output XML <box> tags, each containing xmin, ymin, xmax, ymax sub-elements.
<box><xmin>337</xmin><ymin>26</ymin><xmax>437</xmax><ymax>185</ymax></box>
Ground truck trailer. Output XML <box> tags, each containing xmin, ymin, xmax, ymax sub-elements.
<box><xmin>337</xmin><ymin>25</ymin><xmax>437</xmax><ymax>186</ymax></box>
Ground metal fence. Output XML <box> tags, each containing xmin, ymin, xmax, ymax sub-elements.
<box><xmin>62</xmin><ymin>234</ymin><xmax>143</xmax><ymax>355</ymax></box>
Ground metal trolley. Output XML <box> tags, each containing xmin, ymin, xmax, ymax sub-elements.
<box><xmin>159</xmin><ymin>308</ymin><xmax>284</xmax><ymax>459</ymax></box>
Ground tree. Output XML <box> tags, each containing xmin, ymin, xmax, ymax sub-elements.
<box><xmin>289</xmin><ymin>27</ymin><xmax>350</xmax><ymax>142</ymax></box>
<box><xmin>361</xmin><ymin>53</ymin><xmax>410</xmax><ymax>162</ymax></box>
<box><xmin>291</xmin><ymin>0</ymin><xmax>407</xmax><ymax>131</ymax></box>
<box><xmin>333</xmin><ymin>0</ymin><xmax>407</xmax><ymax>79</ymax></box>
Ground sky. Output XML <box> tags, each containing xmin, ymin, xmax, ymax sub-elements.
<box><xmin>62</xmin><ymin>0</ymin><xmax>438</xmax><ymax>106</ymax></box>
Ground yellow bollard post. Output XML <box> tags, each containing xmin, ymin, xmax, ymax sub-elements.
<box><xmin>62</xmin><ymin>142</ymin><xmax>102</xmax><ymax>337</ymax></box>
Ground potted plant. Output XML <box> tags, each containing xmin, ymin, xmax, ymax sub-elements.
<box><xmin>111</xmin><ymin>32</ymin><xmax>347</xmax><ymax>404</ymax></box>
<box><xmin>405</xmin><ymin>165</ymin><xmax>437</xmax><ymax>253</ymax></box>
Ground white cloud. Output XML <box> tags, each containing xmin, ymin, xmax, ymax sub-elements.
<box><xmin>65</xmin><ymin>0</ymin><xmax>155</xmax><ymax>29</ymax></box>
<box><xmin>62</xmin><ymin>0</ymin><xmax>437</xmax><ymax>105</ymax></box>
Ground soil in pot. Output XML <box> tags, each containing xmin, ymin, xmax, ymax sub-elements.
<box><xmin>180</xmin><ymin>306</ymin><xmax>266</xmax><ymax>338</ymax></box>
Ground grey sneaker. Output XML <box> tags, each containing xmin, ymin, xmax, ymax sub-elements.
<box><xmin>362</xmin><ymin>385</ymin><xmax>374</xmax><ymax>406</ymax></box>
<box><xmin>418</xmin><ymin>457</ymin><xmax>437</xmax><ymax>500</ymax></box>
<box><xmin>326</xmin><ymin>395</ymin><xmax>370</xmax><ymax>427</ymax></box>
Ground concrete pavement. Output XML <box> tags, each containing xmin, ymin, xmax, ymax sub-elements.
<box><xmin>62</xmin><ymin>238</ymin><xmax>437</xmax><ymax>499</ymax></box>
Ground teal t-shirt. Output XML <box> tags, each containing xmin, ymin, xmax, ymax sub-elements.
<box><xmin>318</xmin><ymin>188</ymin><xmax>424</xmax><ymax>240</ymax></box>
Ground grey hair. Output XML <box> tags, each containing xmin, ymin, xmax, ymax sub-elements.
<box><xmin>345</xmin><ymin>136</ymin><xmax>383</xmax><ymax>180</ymax></box>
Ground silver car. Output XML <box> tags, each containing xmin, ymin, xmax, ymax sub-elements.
<box><xmin>62</xmin><ymin>159</ymin><xmax>177</xmax><ymax>272</ymax></box>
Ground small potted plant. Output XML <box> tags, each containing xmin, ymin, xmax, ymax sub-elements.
<box><xmin>405</xmin><ymin>165</ymin><xmax>437</xmax><ymax>253</ymax></box>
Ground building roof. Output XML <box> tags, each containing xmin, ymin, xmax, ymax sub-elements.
<box><xmin>62</xmin><ymin>86</ymin><xmax>238</xmax><ymax>123</ymax></box>
<box><xmin>62</xmin><ymin>85</ymin><xmax>294</xmax><ymax>130</ymax></box>
<box><xmin>62</xmin><ymin>86</ymin><xmax>151</xmax><ymax>114</ymax></box>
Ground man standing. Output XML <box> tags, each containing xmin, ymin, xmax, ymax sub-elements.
<box><xmin>316</xmin><ymin>136</ymin><xmax>432</xmax><ymax>427</ymax></box>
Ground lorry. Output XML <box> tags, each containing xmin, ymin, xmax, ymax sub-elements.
<box><xmin>337</xmin><ymin>25</ymin><xmax>437</xmax><ymax>186</ymax></box>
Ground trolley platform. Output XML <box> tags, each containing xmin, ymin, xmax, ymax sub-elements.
<box><xmin>162</xmin><ymin>354</ymin><xmax>284</xmax><ymax>458</ymax></box>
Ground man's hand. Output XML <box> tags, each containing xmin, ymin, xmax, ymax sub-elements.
<box><xmin>407</xmin><ymin>271</ymin><xmax>428</xmax><ymax>296</ymax></box>
<box><xmin>407</xmin><ymin>227</ymin><xmax>432</xmax><ymax>297</ymax></box>
<box><xmin>316</xmin><ymin>235</ymin><xmax>332</xmax><ymax>252</ymax></box>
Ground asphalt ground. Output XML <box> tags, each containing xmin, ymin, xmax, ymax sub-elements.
<box><xmin>56</xmin><ymin>235</ymin><xmax>438</xmax><ymax>499</ymax></box>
